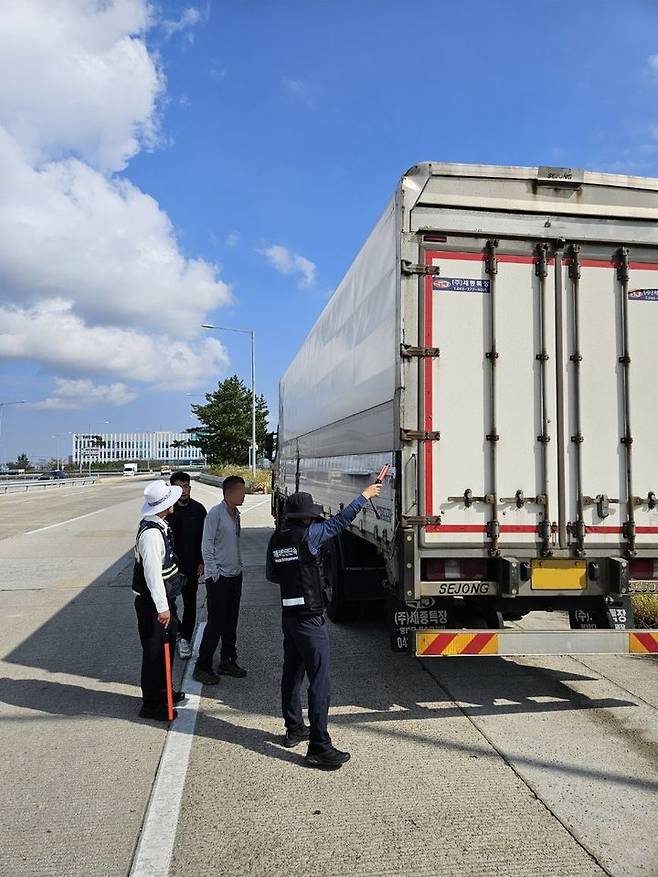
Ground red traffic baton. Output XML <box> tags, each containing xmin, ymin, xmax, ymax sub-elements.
<box><xmin>369</xmin><ymin>464</ymin><xmax>390</xmax><ymax>519</ymax></box>
<box><xmin>163</xmin><ymin>626</ymin><xmax>175</xmax><ymax>722</ymax></box>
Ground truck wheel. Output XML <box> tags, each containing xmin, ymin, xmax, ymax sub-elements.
<box><xmin>323</xmin><ymin>543</ymin><xmax>350</xmax><ymax>622</ymax></box>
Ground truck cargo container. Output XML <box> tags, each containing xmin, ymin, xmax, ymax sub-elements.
<box><xmin>270</xmin><ymin>163</ymin><xmax>658</xmax><ymax>657</ymax></box>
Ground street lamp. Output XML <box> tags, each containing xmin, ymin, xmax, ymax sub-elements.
<box><xmin>202</xmin><ymin>323</ymin><xmax>257</xmax><ymax>477</ymax></box>
<box><xmin>0</xmin><ymin>401</ymin><xmax>27</xmax><ymax>470</ymax></box>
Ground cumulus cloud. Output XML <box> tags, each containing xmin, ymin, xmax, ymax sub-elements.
<box><xmin>36</xmin><ymin>378</ymin><xmax>138</xmax><ymax>410</ymax></box>
<box><xmin>0</xmin><ymin>300</ymin><xmax>229</xmax><ymax>390</ymax></box>
<box><xmin>0</xmin><ymin>130</ymin><xmax>231</xmax><ymax>335</ymax></box>
<box><xmin>0</xmin><ymin>0</ymin><xmax>162</xmax><ymax>172</ymax></box>
<box><xmin>258</xmin><ymin>244</ymin><xmax>317</xmax><ymax>288</ymax></box>
<box><xmin>0</xmin><ymin>0</ymin><xmax>231</xmax><ymax>397</ymax></box>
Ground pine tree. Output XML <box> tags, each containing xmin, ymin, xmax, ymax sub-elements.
<box><xmin>189</xmin><ymin>375</ymin><xmax>269</xmax><ymax>466</ymax></box>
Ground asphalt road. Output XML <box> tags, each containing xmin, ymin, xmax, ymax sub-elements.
<box><xmin>1</xmin><ymin>479</ymin><xmax>656</xmax><ymax>877</ymax></box>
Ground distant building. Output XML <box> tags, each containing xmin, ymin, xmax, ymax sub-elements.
<box><xmin>72</xmin><ymin>431</ymin><xmax>204</xmax><ymax>465</ymax></box>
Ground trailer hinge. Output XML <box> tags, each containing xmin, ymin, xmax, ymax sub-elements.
<box><xmin>401</xmin><ymin>260</ymin><xmax>441</xmax><ymax>276</ymax></box>
<box><xmin>623</xmin><ymin>520</ymin><xmax>636</xmax><ymax>541</ymax></box>
<box><xmin>401</xmin><ymin>429</ymin><xmax>441</xmax><ymax>442</ymax></box>
<box><xmin>400</xmin><ymin>344</ymin><xmax>441</xmax><ymax>358</ymax></box>
<box><xmin>486</xmin><ymin>519</ymin><xmax>500</xmax><ymax>539</ymax></box>
<box><xmin>616</xmin><ymin>247</ymin><xmax>630</xmax><ymax>283</ymax></box>
<box><xmin>401</xmin><ymin>515</ymin><xmax>442</xmax><ymax>527</ymax></box>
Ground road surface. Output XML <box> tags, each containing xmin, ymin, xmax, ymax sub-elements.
<box><xmin>0</xmin><ymin>478</ymin><xmax>656</xmax><ymax>877</ymax></box>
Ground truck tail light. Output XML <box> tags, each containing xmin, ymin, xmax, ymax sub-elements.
<box><xmin>629</xmin><ymin>559</ymin><xmax>658</xmax><ymax>579</ymax></box>
<box><xmin>422</xmin><ymin>559</ymin><xmax>488</xmax><ymax>581</ymax></box>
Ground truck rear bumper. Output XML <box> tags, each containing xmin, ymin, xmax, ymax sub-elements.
<box><xmin>416</xmin><ymin>629</ymin><xmax>658</xmax><ymax>657</ymax></box>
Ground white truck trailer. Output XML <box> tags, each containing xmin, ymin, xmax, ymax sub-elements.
<box><xmin>270</xmin><ymin>163</ymin><xmax>658</xmax><ymax>658</ymax></box>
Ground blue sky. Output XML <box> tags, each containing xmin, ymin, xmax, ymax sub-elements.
<box><xmin>2</xmin><ymin>0</ymin><xmax>658</xmax><ymax>465</ymax></box>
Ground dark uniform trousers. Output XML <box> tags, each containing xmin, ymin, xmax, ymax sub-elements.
<box><xmin>178</xmin><ymin>571</ymin><xmax>199</xmax><ymax>643</ymax></box>
<box><xmin>281</xmin><ymin>614</ymin><xmax>332</xmax><ymax>752</ymax></box>
<box><xmin>134</xmin><ymin>594</ymin><xmax>178</xmax><ymax>708</ymax></box>
<box><xmin>197</xmin><ymin>573</ymin><xmax>243</xmax><ymax>670</ymax></box>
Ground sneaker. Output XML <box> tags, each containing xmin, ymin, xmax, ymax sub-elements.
<box><xmin>173</xmin><ymin>691</ymin><xmax>187</xmax><ymax>705</ymax></box>
<box><xmin>283</xmin><ymin>725</ymin><xmax>311</xmax><ymax>748</ymax></box>
<box><xmin>218</xmin><ymin>659</ymin><xmax>247</xmax><ymax>678</ymax></box>
<box><xmin>177</xmin><ymin>638</ymin><xmax>192</xmax><ymax>660</ymax></box>
<box><xmin>192</xmin><ymin>666</ymin><xmax>221</xmax><ymax>685</ymax></box>
<box><xmin>138</xmin><ymin>704</ymin><xmax>178</xmax><ymax>722</ymax></box>
<box><xmin>305</xmin><ymin>746</ymin><xmax>351</xmax><ymax>770</ymax></box>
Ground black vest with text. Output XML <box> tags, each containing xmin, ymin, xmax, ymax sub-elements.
<box><xmin>269</xmin><ymin>524</ymin><xmax>324</xmax><ymax>615</ymax></box>
<box><xmin>132</xmin><ymin>519</ymin><xmax>183</xmax><ymax>601</ymax></box>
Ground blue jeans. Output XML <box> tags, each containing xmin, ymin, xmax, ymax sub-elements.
<box><xmin>281</xmin><ymin>613</ymin><xmax>332</xmax><ymax>752</ymax></box>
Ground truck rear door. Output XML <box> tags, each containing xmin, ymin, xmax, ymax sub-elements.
<box><xmin>418</xmin><ymin>238</ymin><xmax>658</xmax><ymax>554</ymax></box>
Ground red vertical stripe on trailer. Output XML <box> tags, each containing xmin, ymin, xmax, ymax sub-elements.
<box><xmin>424</xmin><ymin>253</ymin><xmax>434</xmax><ymax>518</ymax></box>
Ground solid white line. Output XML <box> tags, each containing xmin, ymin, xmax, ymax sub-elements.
<box><xmin>130</xmin><ymin>622</ymin><xmax>206</xmax><ymax>877</ymax></box>
<box><xmin>25</xmin><ymin>504</ymin><xmax>115</xmax><ymax>534</ymax></box>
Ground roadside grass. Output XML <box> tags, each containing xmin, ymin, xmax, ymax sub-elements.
<box><xmin>631</xmin><ymin>594</ymin><xmax>658</xmax><ymax>627</ymax></box>
<box><xmin>210</xmin><ymin>465</ymin><xmax>271</xmax><ymax>494</ymax></box>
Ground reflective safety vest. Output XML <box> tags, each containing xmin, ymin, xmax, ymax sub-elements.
<box><xmin>268</xmin><ymin>524</ymin><xmax>324</xmax><ymax>614</ymax></box>
<box><xmin>132</xmin><ymin>519</ymin><xmax>183</xmax><ymax>600</ymax></box>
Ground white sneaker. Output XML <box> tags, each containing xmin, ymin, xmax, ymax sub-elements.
<box><xmin>178</xmin><ymin>638</ymin><xmax>192</xmax><ymax>659</ymax></box>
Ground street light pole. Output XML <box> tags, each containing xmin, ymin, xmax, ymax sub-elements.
<box><xmin>202</xmin><ymin>323</ymin><xmax>257</xmax><ymax>477</ymax></box>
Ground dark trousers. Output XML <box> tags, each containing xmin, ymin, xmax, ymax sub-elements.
<box><xmin>134</xmin><ymin>595</ymin><xmax>178</xmax><ymax>708</ymax></box>
<box><xmin>197</xmin><ymin>573</ymin><xmax>243</xmax><ymax>670</ymax></box>
<box><xmin>177</xmin><ymin>572</ymin><xmax>199</xmax><ymax>642</ymax></box>
<box><xmin>281</xmin><ymin>614</ymin><xmax>332</xmax><ymax>752</ymax></box>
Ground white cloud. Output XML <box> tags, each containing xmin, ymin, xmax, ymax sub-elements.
<box><xmin>36</xmin><ymin>378</ymin><xmax>138</xmax><ymax>410</ymax></box>
<box><xmin>162</xmin><ymin>7</ymin><xmax>203</xmax><ymax>39</ymax></box>
<box><xmin>283</xmin><ymin>77</ymin><xmax>313</xmax><ymax>108</ymax></box>
<box><xmin>258</xmin><ymin>244</ymin><xmax>317</xmax><ymax>288</ymax></box>
<box><xmin>0</xmin><ymin>300</ymin><xmax>229</xmax><ymax>391</ymax></box>
<box><xmin>0</xmin><ymin>0</ymin><xmax>162</xmax><ymax>173</ymax></box>
<box><xmin>648</xmin><ymin>54</ymin><xmax>658</xmax><ymax>76</ymax></box>
<box><xmin>225</xmin><ymin>231</ymin><xmax>240</xmax><ymax>248</ymax></box>
<box><xmin>0</xmin><ymin>0</ymin><xmax>234</xmax><ymax>398</ymax></box>
<box><xmin>0</xmin><ymin>130</ymin><xmax>231</xmax><ymax>336</ymax></box>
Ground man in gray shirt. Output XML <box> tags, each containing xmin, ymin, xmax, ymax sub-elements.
<box><xmin>193</xmin><ymin>475</ymin><xmax>247</xmax><ymax>684</ymax></box>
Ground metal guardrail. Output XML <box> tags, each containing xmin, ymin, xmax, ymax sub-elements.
<box><xmin>0</xmin><ymin>477</ymin><xmax>98</xmax><ymax>494</ymax></box>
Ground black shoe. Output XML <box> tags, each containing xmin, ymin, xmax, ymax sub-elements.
<box><xmin>192</xmin><ymin>666</ymin><xmax>221</xmax><ymax>685</ymax></box>
<box><xmin>173</xmin><ymin>691</ymin><xmax>187</xmax><ymax>705</ymax></box>
<box><xmin>218</xmin><ymin>659</ymin><xmax>247</xmax><ymax>678</ymax></box>
<box><xmin>138</xmin><ymin>704</ymin><xmax>178</xmax><ymax>722</ymax></box>
<box><xmin>305</xmin><ymin>746</ymin><xmax>351</xmax><ymax>770</ymax></box>
<box><xmin>283</xmin><ymin>725</ymin><xmax>311</xmax><ymax>748</ymax></box>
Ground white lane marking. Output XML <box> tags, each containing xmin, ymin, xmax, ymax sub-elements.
<box><xmin>130</xmin><ymin>622</ymin><xmax>206</xmax><ymax>877</ymax></box>
<box><xmin>25</xmin><ymin>504</ymin><xmax>115</xmax><ymax>534</ymax></box>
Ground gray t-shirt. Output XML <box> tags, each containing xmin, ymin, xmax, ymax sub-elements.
<box><xmin>201</xmin><ymin>500</ymin><xmax>242</xmax><ymax>578</ymax></box>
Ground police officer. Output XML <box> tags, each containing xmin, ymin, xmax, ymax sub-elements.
<box><xmin>266</xmin><ymin>482</ymin><xmax>382</xmax><ymax>770</ymax></box>
<box><xmin>133</xmin><ymin>480</ymin><xmax>187</xmax><ymax>721</ymax></box>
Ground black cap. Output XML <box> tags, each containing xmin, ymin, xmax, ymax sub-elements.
<box><xmin>284</xmin><ymin>492</ymin><xmax>324</xmax><ymax>519</ymax></box>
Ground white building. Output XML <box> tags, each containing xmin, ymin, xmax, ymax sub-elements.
<box><xmin>72</xmin><ymin>431</ymin><xmax>204</xmax><ymax>465</ymax></box>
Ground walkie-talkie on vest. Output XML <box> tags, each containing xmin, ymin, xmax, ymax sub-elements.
<box><xmin>369</xmin><ymin>464</ymin><xmax>390</xmax><ymax>519</ymax></box>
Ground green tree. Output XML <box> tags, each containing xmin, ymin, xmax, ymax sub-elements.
<box><xmin>190</xmin><ymin>375</ymin><xmax>269</xmax><ymax>466</ymax></box>
<box><xmin>15</xmin><ymin>453</ymin><xmax>30</xmax><ymax>470</ymax></box>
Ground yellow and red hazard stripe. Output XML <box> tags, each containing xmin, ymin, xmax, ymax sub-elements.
<box><xmin>629</xmin><ymin>632</ymin><xmax>658</xmax><ymax>654</ymax></box>
<box><xmin>417</xmin><ymin>631</ymin><xmax>498</xmax><ymax>657</ymax></box>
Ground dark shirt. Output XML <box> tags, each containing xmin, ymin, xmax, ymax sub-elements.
<box><xmin>266</xmin><ymin>494</ymin><xmax>367</xmax><ymax>583</ymax></box>
<box><xmin>168</xmin><ymin>497</ymin><xmax>207</xmax><ymax>576</ymax></box>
